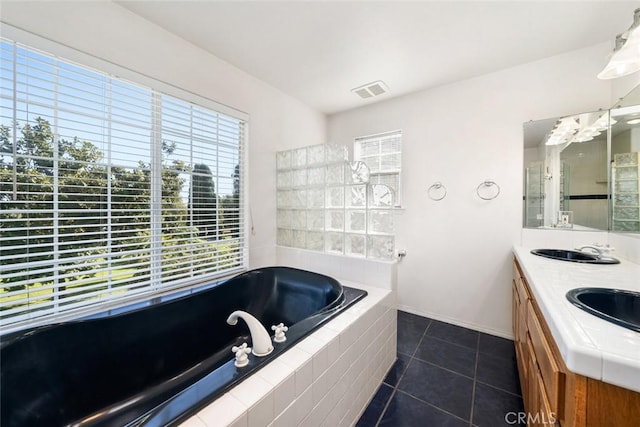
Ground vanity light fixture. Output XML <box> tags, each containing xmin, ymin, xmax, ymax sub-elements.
<box><xmin>545</xmin><ymin>116</ymin><xmax>579</xmax><ymax>145</ymax></box>
<box><xmin>626</xmin><ymin>117</ymin><xmax>640</xmax><ymax>125</ymax></box>
<box><xmin>598</xmin><ymin>8</ymin><xmax>640</xmax><ymax>79</ymax></box>
<box><xmin>545</xmin><ymin>112</ymin><xmax>610</xmax><ymax>146</ymax></box>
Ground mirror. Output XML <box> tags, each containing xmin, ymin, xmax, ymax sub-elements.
<box><xmin>523</xmin><ymin>111</ymin><xmax>609</xmax><ymax>230</ymax></box>
<box><xmin>611</xmin><ymin>85</ymin><xmax>640</xmax><ymax>233</ymax></box>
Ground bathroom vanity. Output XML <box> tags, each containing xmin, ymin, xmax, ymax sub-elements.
<box><xmin>512</xmin><ymin>248</ymin><xmax>640</xmax><ymax>427</ymax></box>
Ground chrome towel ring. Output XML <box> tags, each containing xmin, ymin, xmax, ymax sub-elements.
<box><xmin>428</xmin><ymin>182</ymin><xmax>447</xmax><ymax>201</ymax></box>
<box><xmin>476</xmin><ymin>180</ymin><xmax>500</xmax><ymax>200</ymax></box>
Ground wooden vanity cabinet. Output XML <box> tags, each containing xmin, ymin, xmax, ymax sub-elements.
<box><xmin>513</xmin><ymin>260</ymin><xmax>561</xmax><ymax>426</ymax></box>
<box><xmin>512</xmin><ymin>258</ymin><xmax>640</xmax><ymax>427</ymax></box>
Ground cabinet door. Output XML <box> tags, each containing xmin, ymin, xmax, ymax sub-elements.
<box><xmin>527</xmin><ymin>302</ymin><xmax>564</xmax><ymax>417</ymax></box>
<box><xmin>513</xmin><ymin>283</ymin><xmax>519</xmax><ymax>341</ymax></box>
<box><xmin>514</xmin><ymin>275</ymin><xmax>530</xmax><ymax>346</ymax></box>
<box><xmin>537</xmin><ymin>372</ymin><xmax>560</xmax><ymax>427</ymax></box>
<box><xmin>513</xmin><ymin>283</ymin><xmax>527</xmax><ymax>394</ymax></box>
<box><xmin>526</xmin><ymin>338</ymin><xmax>540</xmax><ymax>426</ymax></box>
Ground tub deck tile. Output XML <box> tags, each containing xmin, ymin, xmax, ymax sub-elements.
<box><xmin>182</xmin><ymin>282</ymin><xmax>395</xmax><ymax>427</ymax></box>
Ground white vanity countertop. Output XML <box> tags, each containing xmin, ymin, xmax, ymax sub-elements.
<box><xmin>513</xmin><ymin>246</ymin><xmax>640</xmax><ymax>393</ymax></box>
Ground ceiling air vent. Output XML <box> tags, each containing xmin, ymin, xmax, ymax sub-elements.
<box><xmin>351</xmin><ymin>81</ymin><xmax>389</xmax><ymax>99</ymax></box>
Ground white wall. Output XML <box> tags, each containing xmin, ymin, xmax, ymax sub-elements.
<box><xmin>327</xmin><ymin>43</ymin><xmax>614</xmax><ymax>337</ymax></box>
<box><xmin>0</xmin><ymin>1</ymin><xmax>327</xmax><ymax>269</ymax></box>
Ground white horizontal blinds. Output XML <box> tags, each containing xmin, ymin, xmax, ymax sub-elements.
<box><xmin>105</xmin><ymin>79</ymin><xmax>154</xmax><ymax>300</ymax></box>
<box><xmin>0</xmin><ymin>40</ymin><xmax>155</xmax><ymax>323</ymax></box>
<box><xmin>0</xmin><ymin>39</ymin><xmax>245</xmax><ymax>327</ymax></box>
<box><xmin>354</xmin><ymin>130</ymin><xmax>402</xmax><ymax>205</ymax></box>
<box><xmin>159</xmin><ymin>96</ymin><xmax>245</xmax><ymax>285</ymax></box>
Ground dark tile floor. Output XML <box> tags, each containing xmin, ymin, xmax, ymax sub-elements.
<box><xmin>356</xmin><ymin>311</ymin><xmax>525</xmax><ymax>427</ymax></box>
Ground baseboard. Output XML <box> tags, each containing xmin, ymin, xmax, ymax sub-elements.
<box><xmin>396</xmin><ymin>304</ymin><xmax>514</xmax><ymax>340</ymax></box>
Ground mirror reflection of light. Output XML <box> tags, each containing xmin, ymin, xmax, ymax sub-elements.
<box><xmin>574</xmin><ymin>135</ymin><xmax>594</xmax><ymax>143</ymax></box>
<box><xmin>544</xmin><ymin>112</ymin><xmax>609</xmax><ymax>145</ymax></box>
<box><xmin>611</xmin><ymin>104</ymin><xmax>640</xmax><ymax>117</ymax></box>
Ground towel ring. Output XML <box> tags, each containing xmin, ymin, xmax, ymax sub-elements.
<box><xmin>428</xmin><ymin>182</ymin><xmax>447</xmax><ymax>201</ymax></box>
<box><xmin>476</xmin><ymin>180</ymin><xmax>500</xmax><ymax>200</ymax></box>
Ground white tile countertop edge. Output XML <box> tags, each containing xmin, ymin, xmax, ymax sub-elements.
<box><xmin>513</xmin><ymin>246</ymin><xmax>640</xmax><ymax>393</ymax></box>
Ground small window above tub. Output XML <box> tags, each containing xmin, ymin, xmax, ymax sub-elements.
<box><xmin>354</xmin><ymin>130</ymin><xmax>402</xmax><ymax>208</ymax></box>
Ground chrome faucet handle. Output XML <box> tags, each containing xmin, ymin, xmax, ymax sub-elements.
<box><xmin>575</xmin><ymin>245</ymin><xmax>605</xmax><ymax>257</ymax></box>
<box><xmin>271</xmin><ymin>323</ymin><xmax>288</xmax><ymax>343</ymax></box>
<box><xmin>232</xmin><ymin>342</ymin><xmax>252</xmax><ymax>368</ymax></box>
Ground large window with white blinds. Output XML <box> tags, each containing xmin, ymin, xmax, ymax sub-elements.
<box><xmin>0</xmin><ymin>39</ymin><xmax>246</xmax><ymax>328</ymax></box>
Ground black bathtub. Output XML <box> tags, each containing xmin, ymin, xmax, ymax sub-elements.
<box><xmin>0</xmin><ymin>267</ymin><xmax>367</xmax><ymax>427</ymax></box>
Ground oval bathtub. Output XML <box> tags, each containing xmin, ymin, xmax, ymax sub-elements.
<box><xmin>0</xmin><ymin>267</ymin><xmax>367</xmax><ymax>427</ymax></box>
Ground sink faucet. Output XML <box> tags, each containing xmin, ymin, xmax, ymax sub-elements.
<box><xmin>226</xmin><ymin>310</ymin><xmax>273</xmax><ymax>357</ymax></box>
<box><xmin>576</xmin><ymin>245</ymin><xmax>605</xmax><ymax>257</ymax></box>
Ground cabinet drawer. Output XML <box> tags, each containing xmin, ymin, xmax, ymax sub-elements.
<box><xmin>513</xmin><ymin>259</ymin><xmax>522</xmax><ymax>281</ymax></box>
<box><xmin>513</xmin><ymin>266</ymin><xmax>531</xmax><ymax>302</ymax></box>
<box><xmin>515</xmin><ymin>277</ymin><xmax>530</xmax><ymax>302</ymax></box>
<box><xmin>527</xmin><ymin>301</ymin><xmax>563</xmax><ymax>415</ymax></box>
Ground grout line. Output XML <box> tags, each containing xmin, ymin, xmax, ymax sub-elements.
<box><xmin>375</xmin><ymin>358</ymin><xmax>407</xmax><ymax>426</ymax></box>
<box><xmin>475</xmin><ymin>379</ymin><xmax>523</xmax><ymax>398</ymax></box>
<box><xmin>374</xmin><ymin>319</ymin><xmax>431</xmax><ymax>426</ymax></box>
<box><xmin>411</xmin><ymin>319</ymin><xmax>431</xmax><ymax>357</ymax></box>
<box><xmin>372</xmin><ymin>314</ymin><xmax>522</xmax><ymax>426</ymax></box>
<box><xmin>374</xmin><ymin>387</ymin><xmax>395</xmax><ymax>427</ymax></box>
<box><xmin>468</xmin><ymin>332</ymin><xmax>481</xmax><ymax>426</ymax></box>
<box><xmin>393</xmin><ymin>388</ymin><xmax>472</xmax><ymax>425</ymax></box>
<box><xmin>422</xmin><ymin>333</ymin><xmax>479</xmax><ymax>351</ymax></box>
<box><xmin>409</xmin><ymin>355</ymin><xmax>476</xmax><ymax>381</ymax></box>
<box><xmin>477</xmin><ymin>346</ymin><xmax>518</xmax><ymax>362</ymax></box>
<box><xmin>396</xmin><ymin>319</ymin><xmax>431</xmax><ymax>358</ymax></box>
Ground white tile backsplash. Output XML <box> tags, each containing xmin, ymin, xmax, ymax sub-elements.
<box><xmin>608</xmin><ymin>232</ymin><xmax>640</xmax><ymax>264</ymax></box>
<box><xmin>520</xmin><ymin>228</ymin><xmax>608</xmax><ymax>250</ymax></box>
<box><xmin>276</xmin><ymin>245</ymin><xmax>397</xmax><ymax>290</ymax></box>
<box><xmin>294</xmin><ymin>359</ymin><xmax>313</xmax><ymax>397</ymax></box>
<box><xmin>270</xmin><ymin>403</ymin><xmax>296</xmax><ymax>427</ymax></box>
<box><xmin>197</xmin><ymin>394</ymin><xmax>247</xmax><ymax>427</ymax></box>
<box><xmin>520</xmin><ymin>228</ymin><xmax>640</xmax><ymax>265</ymax></box>
<box><xmin>182</xmin><ymin>283</ymin><xmax>396</xmax><ymax>427</ymax></box>
<box><xmin>229</xmin><ymin>375</ymin><xmax>275</xmax><ymax>427</ymax></box>
<box><xmin>256</xmin><ymin>360</ymin><xmax>295</xmax><ymax>416</ymax></box>
<box><xmin>294</xmin><ymin>385</ymin><xmax>314</xmax><ymax>425</ymax></box>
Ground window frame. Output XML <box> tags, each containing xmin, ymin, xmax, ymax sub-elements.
<box><xmin>0</xmin><ymin>25</ymin><xmax>250</xmax><ymax>333</ymax></box>
<box><xmin>353</xmin><ymin>129</ymin><xmax>402</xmax><ymax>208</ymax></box>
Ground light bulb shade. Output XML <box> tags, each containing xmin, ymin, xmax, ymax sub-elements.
<box><xmin>598</xmin><ymin>25</ymin><xmax>640</xmax><ymax>79</ymax></box>
<box><xmin>545</xmin><ymin>136</ymin><xmax>566</xmax><ymax>146</ymax></box>
<box><xmin>573</xmin><ymin>135</ymin><xmax>594</xmax><ymax>142</ymax></box>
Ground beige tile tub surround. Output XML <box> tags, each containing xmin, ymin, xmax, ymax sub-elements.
<box><xmin>181</xmin><ymin>284</ymin><xmax>396</xmax><ymax>427</ymax></box>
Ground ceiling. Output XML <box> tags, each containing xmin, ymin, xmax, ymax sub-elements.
<box><xmin>117</xmin><ymin>1</ymin><xmax>640</xmax><ymax>115</ymax></box>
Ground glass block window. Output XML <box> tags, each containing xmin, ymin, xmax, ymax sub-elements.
<box><xmin>276</xmin><ymin>142</ymin><xmax>397</xmax><ymax>261</ymax></box>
